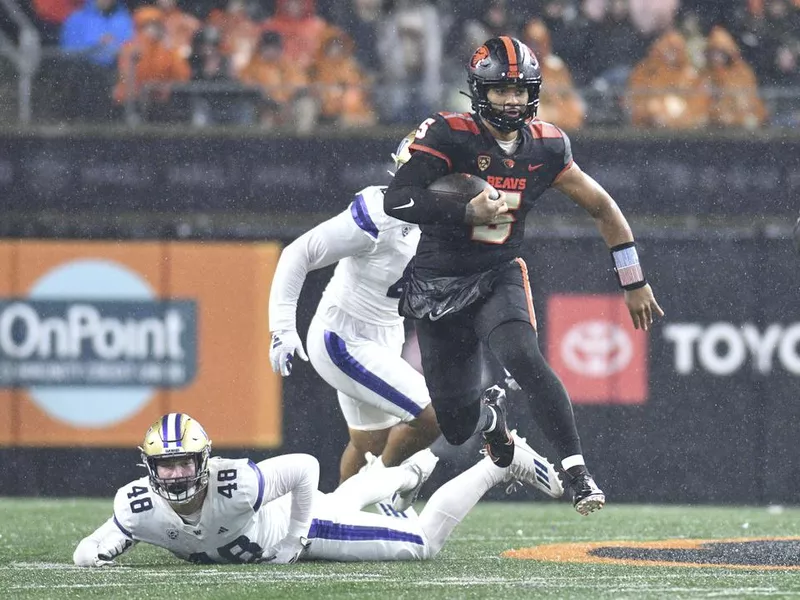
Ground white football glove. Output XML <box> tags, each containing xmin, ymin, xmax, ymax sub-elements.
<box><xmin>96</xmin><ymin>537</ymin><xmax>133</xmax><ymax>566</ymax></box>
<box><xmin>264</xmin><ymin>536</ymin><xmax>311</xmax><ymax>564</ymax></box>
<box><xmin>270</xmin><ymin>330</ymin><xmax>309</xmax><ymax>377</ymax></box>
<box><xmin>74</xmin><ymin>537</ymin><xmax>131</xmax><ymax>568</ymax></box>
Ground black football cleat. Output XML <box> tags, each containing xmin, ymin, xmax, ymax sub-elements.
<box><xmin>480</xmin><ymin>385</ymin><xmax>515</xmax><ymax>468</ymax></box>
<box><xmin>569</xmin><ymin>471</ymin><xmax>606</xmax><ymax>516</ymax></box>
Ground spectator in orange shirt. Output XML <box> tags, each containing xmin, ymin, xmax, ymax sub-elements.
<box><xmin>113</xmin><ymin>7</ymin><xmax>190</xmax><ymax>121</ymax></box>
<box><xmin>151</xmin><ymin>0</ymin><xmax>200</xmax><ymax>59</ymax></box>
<box><xmin>523</xmin><ymin>18</ymin><xmax>585</xmax><ymax>130</ymax></box>
<box><xmin>262</xmin><ymin>0</ymin><xmax>329</xmax><ymax>71</ymax></box>
<box><xmin>700</xmin><ymin>26</ymin><xmax>767</xmax><ymax>128</ymax></box>
<box><xmin>239</xmin><ymin>31</ymin><xmax>312</xmax><ymax>129</ymax></box>
<box><xmin>626</xmin><ymin>29</ymin><xmax>710</xmax><ymax>129</ymax></box>
<box><xmin>207</xmin><ymin>0</ymin><xmax>261</xmax><ymax>73</ymax></box>
<box><xmin>310</xmin><ymin>26</ymin><xmax>376</xmax><ymax>127</ymax></box>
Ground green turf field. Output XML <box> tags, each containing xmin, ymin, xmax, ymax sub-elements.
<box><xmin>1</xmin><ymin>499</ymin><xmax>799</xmax><ymax>599</ymax></box>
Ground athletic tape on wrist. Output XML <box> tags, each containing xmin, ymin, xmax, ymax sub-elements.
<box><xmin>610</xmin><ymin>242</ymin><xmax>646</xmax><ymax>290</ymax></box>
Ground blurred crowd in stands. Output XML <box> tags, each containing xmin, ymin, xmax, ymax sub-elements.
<box><xmin>14</xmin><ymin>0</ymin><xmax>800</xmax><ymax>128</ymax></box>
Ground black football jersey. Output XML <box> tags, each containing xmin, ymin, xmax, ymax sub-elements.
<box><xmin>408</xmin><ymin>111</ymin><xmax>572</xmax><ymax>275</ymax></box>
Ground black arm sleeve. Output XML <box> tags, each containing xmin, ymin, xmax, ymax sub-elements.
<box><xmin>384</xmin><ymin>152</ymin><xmax>467</xmax><ymax>225</ymax></box>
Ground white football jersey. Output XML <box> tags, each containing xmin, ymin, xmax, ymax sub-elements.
<box><xmin>112</xmin><ymin>457</ymin><xmax>290</xmax><ymax>564</ymax></box>
<box><xmin>321</xmin><ymin>186</ymin><xmax>420</xmax><ymax>326</ymax></box>
<box><xmin>269</xmin><ymin>186</ymin><xmax>420</xmax><ymax>331</ymax></box>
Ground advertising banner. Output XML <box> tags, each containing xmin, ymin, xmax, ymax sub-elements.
<box><xmin>0</xmin><ymin>241</ymin><xmax>282</xmax><ymax>448</ymax></box>
<box><xmin>545</xmin><ymin>294</ymin><xmax>648</xmax><ymax>404</ymax></box>
<box><xmin>518</xmin><ymin>236</ymin><xmax>800</xmax><ymax>504</ymax></box>
<box><xmin>1</xmin><ymin>234</ymin><xmax>799</xmax><ymax>505</ymax></box>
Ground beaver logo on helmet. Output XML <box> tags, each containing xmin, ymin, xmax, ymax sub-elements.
<box><xmin>466</xmin><ymin>36</ymin><xmax>542</xmax><ymax>133</ymax></box>
<box><xmin>470</xmin><ymin>45</ymin><xmax>490</xmax><ymax>69</ymax></box>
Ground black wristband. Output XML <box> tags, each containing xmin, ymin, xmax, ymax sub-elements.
<box><xmin>610</xmin><ymin>242</ymin><xmax>647</xmax><ymax>290</ymax></box>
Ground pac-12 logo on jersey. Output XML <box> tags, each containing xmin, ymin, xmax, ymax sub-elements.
<box><xmin>477</xmin><ymin>155</ymin><xmax>491</xmax><ymax>171</ymax></box>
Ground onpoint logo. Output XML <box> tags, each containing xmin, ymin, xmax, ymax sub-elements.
<box><xmin>0</xmin><ymin>259</ymin><xmax>197</xmax><ymax>428</ymax></box>
<box><xmin>547</xmin><ymin>294</ymin><xmax>647</xmax><ymax>405</ymax></box>
<box><xmin>561</xmin><ymin>320</ymin><xmax>633</xmax><ymax>378</ymax></box>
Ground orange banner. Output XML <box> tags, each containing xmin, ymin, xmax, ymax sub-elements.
<box><xmin>0</xmin><ymin>240</ymin><xmax>282</xmax><ymax>448</ymax></box>
<box><xmin>0</xmin><ymin>241</ymin><xmax>16</xmax><ymax>445</ymax></box>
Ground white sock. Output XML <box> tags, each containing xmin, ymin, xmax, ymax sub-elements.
<box><xmin>331</xmin><ymin>463</ymin><xmax>418</xmax><ymax>510</ymax></box>
<box><xmin>419</xmin><ymin>457</ymin><xmax>505</xmax><ymax>557</ymax></box>
<box><xmin>561</xmin><ymin>454</ymin><xmax>585</xmax><ymax>471</ymax></box>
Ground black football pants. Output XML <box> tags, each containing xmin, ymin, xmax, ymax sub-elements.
<box><xmin>414</xmin><ymin>258</ymin><xmax>583</xmax><ymax>460</ymax></box>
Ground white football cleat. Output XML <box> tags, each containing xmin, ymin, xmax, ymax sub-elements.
<box><xmin>393</xmin><ymin>448</ymin><xmax>439</xmax><ymax>512</ymax></box>
<box><xmin>503</xmin><ymin>431</ymin><xmax>564</xmax><ymax>499</ymax></box>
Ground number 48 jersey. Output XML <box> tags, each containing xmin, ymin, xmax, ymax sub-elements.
<box><xmin>113</xmin><ymin>457</ymin><xmax>289</xmax><ymax>564</ymax></box>
<box><xmin>407</xmin><ymin>112</ymin><xmax>573</xmax><ymax>275</ymax></box>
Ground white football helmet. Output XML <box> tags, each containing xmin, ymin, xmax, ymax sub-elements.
<box><xmin>390</xmin><ymin>130</ymin><xmax>416</xmax><ymax>173</ymax></box>
<box><xmin>140</xmin><ymin>413</ymin><xmax>212</xmax><ymax>504</ymax></box>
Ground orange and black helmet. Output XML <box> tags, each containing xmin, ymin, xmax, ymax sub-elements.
<box><xmin>467</xmin><ymin>36</ymin><xmax>542</xmax><ymax>132</ymax></box>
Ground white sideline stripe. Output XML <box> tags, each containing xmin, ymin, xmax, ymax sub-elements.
<box><xmin>13</xmin><ymin>582</ymin><xmax>784</xmax><ymax>595</ymax></box>
<box><xmin>4</xmin><ymin>562</ymin><xmax>783</xmax><ymax>587</ymax></box>
<box><xmin>4</xmin><ymin>561</ymin><xmax>785</xmax><ymax>579</ymax></box>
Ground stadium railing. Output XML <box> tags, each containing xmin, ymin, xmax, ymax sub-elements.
<box><xmin>0</xmin><ymin>0</ymin><xmax>41</xmax><ymax>124</ymax></box>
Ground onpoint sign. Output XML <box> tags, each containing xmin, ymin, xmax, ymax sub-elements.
<box><xmin>0</xmin><ymin>240</ymin><xmax>282</xmax><ymax>448</ymax></box>
<box><xmin>0</xmin><ymin>259</ymin><xmax>197</xmax><ymax>428</ymax></box>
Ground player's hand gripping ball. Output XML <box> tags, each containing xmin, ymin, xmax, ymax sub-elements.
<box><xmin>427</xmin><ymin>173</ymin><xmax>499</xmax><ymax>202</ymax></box>
<box><xmin>428</xmin><ymin>173</ymin><xmax>505</xmax><ymax>225</ymax></box>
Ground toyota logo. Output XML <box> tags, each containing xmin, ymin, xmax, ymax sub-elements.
<box><xmin>561</xmin><ymin>320</ymin><xmax>633</xmax><ymax>377</ymax></box>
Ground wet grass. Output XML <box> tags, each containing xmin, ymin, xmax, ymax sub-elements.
<box><xmin>1</xmin><ymin>499</ymin><xmax>799</xmax><ymax>599</ymax></box>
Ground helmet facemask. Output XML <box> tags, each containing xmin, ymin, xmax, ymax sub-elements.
<box><xmin>143</xmin><ymin>451</ymin><xmax>210</xmax><ymax>504</ymax></box>
<box><xmin>388</xmin><ymin>130</ymin><xmax>417</xmax><ymax>176</ymax></box>
<box><xmin>469</xmin><ymin>79</ymin><xmax>541</xmax><ymax>132</ymax></box>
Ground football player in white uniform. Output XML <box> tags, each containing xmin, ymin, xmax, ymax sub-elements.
<box><xmin>269</xmin><ymin>133</ymin><xmax>441</xmax><ymax>482</ymax></box>
<box><xmin>74</xmin><ymin>412</ymin><xmax>563</xmax><ymax>567</ymax></box>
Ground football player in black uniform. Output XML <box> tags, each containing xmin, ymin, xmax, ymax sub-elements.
<box><xmin>384</xmin><ymin>36</ymin><xmax>664</xmax><ymax>515</ymax></box>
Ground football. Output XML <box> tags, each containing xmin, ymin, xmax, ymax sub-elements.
<box><xmin>427</xmin><ymin>173</ymin><xmax>499</xmax><ymax>202</ymax></box>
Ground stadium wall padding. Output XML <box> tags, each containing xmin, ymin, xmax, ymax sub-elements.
<box><xmin>1</xmin><ymin>236</ymin><xmax>798</xmax><ymax>505</ymax></box>
<box><xmin>0</xmin><ymin>132</ymin><xmax>797</xmax><ymax>218</ymax></box>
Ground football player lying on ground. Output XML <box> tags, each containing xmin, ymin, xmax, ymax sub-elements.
<box><xmin>73</xmin><ymin>411</ymin><xmax>563</xmax><ymax>566</ymax></box>
<box><xmin>268</xmin><ymin>132</ymin><xmax>442</xmax><ymax>484</ymax></box>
